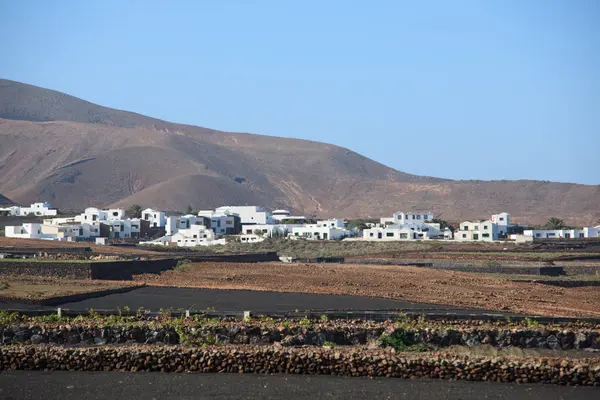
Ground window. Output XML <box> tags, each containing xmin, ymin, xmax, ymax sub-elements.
<box><xmin>474</xmin><ymin>226</ymin><xmax>479</xmax><ymax>230</ymax></box>
<box><xmin>483</xmin><ymin>226</ymin><xmax>488</xmax><ymax>230</ymax></box>
<box><xmin>400</xmin><ymin>233</ymin><xmax>408</xmax><ymax>239</ymax></box>
<box><xmin>369</xmin><ymin>232</ymin><xmax>374</xmax><ymax>237</ymax></box>
<box><xmin>482</xmin><ymin>233</ymin><xmax>490</xmax><ymax>238</ymax></box>
<box><xmin>412</xmin><ymin>215</ymin><xmax>415</xmax><ymax>219</ymax></box>
<box><xmin>535</xmin><ymin>233</ymin><xmax>541</xmax><ymax>238</ymax></box>
<box><xmin>246</xmin><ymin>229</ymin><xmax>252</xmax><ymax>234</ymax></box>
<box><xmin>416</xmin><ymin>215</ymin><xmax>421</xmax><ymax>220</ymax></box>
<box><xmin>226</xmin><ymin>220</ymin><xmax>232</xmax><ymax>225</ymax></box>
<box><xmin>463</xmin><ymin>226</ymin><xmax>468</xmax><ymax>231</ymax></box>
<box><xmin>462</xmin><ymin>234</ymin><xmax>467</xmax><ymax>238</ymax></box>
<box><xmin>499</xmin><ymin>217</ymin><xmax>504</xmax><ymax>221</ymax></box>
<box><xmin>193</xmin><ymin>235</ymin><xmax>197</xmax><ymax>238</ymax></box>
<box><xmin>113</xmin><ymin>212</ymin><xmax>118</xmax><ymax>216</ymax></box>
<box><xmin>386</xmin><ymin>232</ymin><xmax>394</xmax><ymax>237</ymax></box>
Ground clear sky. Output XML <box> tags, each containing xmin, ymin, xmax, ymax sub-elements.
<box><xmin>1</xmin><ymin>0</ymin><xmax>598</xmax><ymax>185</ymax></box>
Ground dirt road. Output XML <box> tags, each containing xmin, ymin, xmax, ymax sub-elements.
<box><xmin>134</xmin><ymin>262</ymin><xmax>600</xmax><ymax>317</ymax></box>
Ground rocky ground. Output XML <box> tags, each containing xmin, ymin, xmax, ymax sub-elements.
<box><xmin>134</xmin><ymin>262</ymin><xmax>600</xmax><ymax>317</ymax></box>
<box><xmin>1</xmin><ymin>344</ymin><xmax>598</xmax><ymax>386</ymax></box>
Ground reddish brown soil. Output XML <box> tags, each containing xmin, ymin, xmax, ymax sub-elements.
<box><xmin>134</xmin><ymin>262</ymin><xmax>600</xmax><ymax>318</ymax></box>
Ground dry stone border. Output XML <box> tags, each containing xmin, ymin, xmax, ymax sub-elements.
<box><xmin>2</xmin><ymin>320</ymin><xmax>599</xmax><ymax>350</ymax></box>
<box><xmin>1</xmin><ymin>345</ymin><xmax>599</xmax><ymax>386</ymax></box>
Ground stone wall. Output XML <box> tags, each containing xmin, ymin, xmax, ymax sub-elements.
<box><xmin>2</xmin><ymin>324</ymin><xmax>598</xmax><ymax>350</ymax></box>
<box><xmin>1</xmin><ymin>345</ymin><xmax>598</xmax><ymax>385</ymax></box>
<box><xmin>0</xmin><ymin>261</ymin><xmax>91</xmax><ymax>279</ymax></box>
<box><xmin>0</xmin><ymin>258</ymin><xmax>178</xmax><ymax>280</ymax></box>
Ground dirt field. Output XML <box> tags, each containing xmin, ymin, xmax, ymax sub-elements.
<box><xmin>134</xmin><ymin>262</ymin><xmax>600</xmax><ymax>318</ymax></box>
<box><xmin>0</xmin><ymin>276</ymin><xmax>141</xmax><ymax>301</ymax></box>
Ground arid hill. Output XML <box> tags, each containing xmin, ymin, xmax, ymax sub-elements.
<box><xmin>0</xmin><ymin>193</ymin><xmax>16</xmax><ymax>206</ymax></box>
<box><xmin>0</xmin><ymin>79</ymin><xmax>598</xmax><ymax>225</ymax></box>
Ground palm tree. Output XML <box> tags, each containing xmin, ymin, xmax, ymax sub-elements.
<box><xmin>127</xmin><ymin>204</ymin><xmax>143</xmax><ymax>218</ymax></box>
<box><xmin>545</xmin><ymin>217</ymin><xmax>565</xmax><ymax>230</ymax></box>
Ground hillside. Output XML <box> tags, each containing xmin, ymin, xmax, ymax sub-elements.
<box><xmin>0</xmin><ymin>79</ymin><xmax>598</xmax><ymax>225</ymax></box>
<box><xmin>0</xmin><ymin>193</ymin><xmax>16</xmax><ymax>207</ymax></box>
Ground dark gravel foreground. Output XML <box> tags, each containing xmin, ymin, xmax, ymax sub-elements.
<box><xmin>1</xmin><ymin>371</ymin><xmax>598</xmax><ymax>400</ymax></box>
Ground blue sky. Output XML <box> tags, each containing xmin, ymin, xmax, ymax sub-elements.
<box><xmin>1</xmin><ymin>0</ymin><xmax>598</xmax><ymax>185</ymax></box>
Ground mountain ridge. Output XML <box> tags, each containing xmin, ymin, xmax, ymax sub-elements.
<box><xmin>0</xmin><ymin>78</ymin><xmax>598</xmax><ymax>225</ymax></box>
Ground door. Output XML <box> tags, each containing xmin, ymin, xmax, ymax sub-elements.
<box><xmin>378</xmin><ymin>233</ymin><xmax>382</xmax><ymax>239</ymax></box>
<box><xmin>473</xmin><ymin>233</ymin><xmax>479</xmax><ymax>240</ymax></box>
<box><xmin>323</xmin><ymin>233</ymin><xmax>328</xmax><ymax>240</ymax></box>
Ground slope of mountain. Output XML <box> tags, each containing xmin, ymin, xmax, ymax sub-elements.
<box><xmin>0</xmin><ymin>193</ymin><xmax>16</xmax><ymax>206</ymax></box>
<box><xmin>0</xmin><ymin>78</ymin><xmax>598</xmax><ymax>225</ymax></box>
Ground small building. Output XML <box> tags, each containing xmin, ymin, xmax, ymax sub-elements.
<box><xmin>291</xmin><ymin>225</ymin><xmax>349</xmax><ymax>240</ymax></box>
<box><xmin>270</xmin><ymin>209</ymin><xmax>308</xmax><ymax>222</ymax></box>
<box><xmin>523</xmin><ymin>229</ymin><xmax>586</xmax><ymax>239</ymax></box>
<box><xmin>213</xmin><ymin>205</ymin><xmax>271</xmax><ymax>225</ymax></box>
<box><xmin>166</xmin><ymin>215</ymin><xmax>209</xmax><ymax>236</ymax></box>
<box><xmin>238</xmin><ymin>234</ymin><xmax>265</xmax><ymax>243</ymax></box>
<box><xmin>455</xmin><ymin>220</ymin><xmax>499</xmax><ymax>242</ymax></box>
<box><xmin>241</xmin><ymin>223</ymin><xmax>301</xmax><ymax>238</ymax></box>
<box><xmin>5</xmin><ymin>202</ymin><xmax>58</xmax><ymax>217</ymax></box>
<box><xmin>197</xmin><ymin>210</ymin><xmax>240</xmax><ymax>235</ymax></box>
<box><xmin>491</xmin><ymin>212</ymin><xmax>512</xmax><ymax>236</ymax></box>
<box><xmin>5</xmin><ymin>223</ymin><xmax>48</xmax><ymax>239</ymax></box>
<box><xmin>142</xmin><ymin>208</ymin><xmax>167</xmax><ymax>228</ymax></box>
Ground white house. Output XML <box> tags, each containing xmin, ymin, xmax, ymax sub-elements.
<box><xmin>270</xmin><ymin>209</ymin><xmax>308</xmax><ymax>222</ymax></box>
<box><xmin>166</xmin><ymin>215</ymin><xmax>207</xmax><ymax>236</ymax></box>
<box><xmin>455</xmin><ymin>220</ymin><xmax>499</xmax><ymax>242</ymax></box>
<box><xmin>142</xmin><ymin>208</ymin><xmax>167</xmax><ymax>228</ymax></box>
<box><xmin>0</xmin><ymin>206</ymin><xmax>20</xmax><ymax>216</ymax></box>
<box><xmin>4</xmin><ymin>202</ymin><xmax>58</xmax><ymax>217</ymax></box>
<box><xmin>241</xmin><ymin>223</ymin><xmax>302</xmax><ymax>238</ymax></box>
<box><xmin>522</xmin><ymin>229</ymin><xmax>600</xmax><ymax>239</ymax></box>
<box><xmin>367</xmin><ymin>211</ymin><xmax>442</xmax><ymax>241</ymax></box>
<box><xmin>102</xmin><ymin>219</ymin><xmax>141</xmax><ymax>239</ymax></box>
<box><xmin>5</xmin><ymin>223</ymin><xmax>48</xmax><ymax>239</ymax></box>
<box><xmin>316</xmin><ymin>219</ymin><xmax>346</xmax><ymax>229</ymax></box>
<box><xmin>213</xmin><ymin>206</ymin><xmax>271</xmax><ymax>225</ymax></box>
<box><xmin>171</xmin><ymin>225</ymin><xmax>225</xmax><ymax>247</ymax></box>
<box><xmin>196</xmin><ymin>210</ymin><xmax>239</xmax><ymax>235</ymax></box>
<box><xmin>75</xmin><ymin>207</ymin><xmax>125</xmax><ymax>223</ymax></box>
<box><xmin>291</xmin><ymin>224</ymin><xmax>349</xmax><ymax>240</ymax></box>
<box><xmin>491</xmin><ymin>212</ymin><xmax>512</xmax><ymax>236</ymax></box>
<box><xmin>392</xmin><ymin>211</ymin><xmax>434</xmax><ymax>225</ymax></box>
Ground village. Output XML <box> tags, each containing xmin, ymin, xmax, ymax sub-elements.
<box><xmin>1</xmin><ymin>202</ymin><xmax>599</xmax><ymax>246</ymax></box>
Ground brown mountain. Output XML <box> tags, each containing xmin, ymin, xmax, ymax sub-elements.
<box><xmin>0</xmin><ymin>193</ymin><xmax>16</xmax><ymax>207</ymax></box>
<box><xmin>0</xmin><ymin>79</ymin><xmax>598</xmax><ymax>225</ymax></box>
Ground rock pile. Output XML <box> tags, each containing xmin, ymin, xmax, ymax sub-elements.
<box><xmin>1</xmin><ymin>345</ymin><xmax>598</xmax><ymax>386</ymax></box>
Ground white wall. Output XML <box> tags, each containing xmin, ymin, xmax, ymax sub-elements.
<box><xmin>214</xmin><ymin>206</ymin><xmax>271</xmax><ymax>225</ymax></box>
<box><xmin>455</xmin><ymin>220</ymin><xmax>499</xmax><ymax>242</ymax></box>
<box><xmin>524</xmin><ymin>229</ymin><xmax>584</xmax><ymax>239</ymax></box>
<box><xmin>142</xmin><ymin>208</ymin><xmax>167</xmax><ymax>228</ymax></box>
<box><xmin>291</xmin><ymin>225</ymin><xmax>348</xmax><ymax>240</ymax></box>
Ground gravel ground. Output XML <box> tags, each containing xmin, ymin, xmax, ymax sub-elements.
<box><xmin>134</xmin><ymin>262</ymin><xmax>600</xmax><ymax>317</ymax></box>
<box><xmin>1</xmin><ymin>371</ymin><xmax>598</xmax><ymax>400</ymax></box>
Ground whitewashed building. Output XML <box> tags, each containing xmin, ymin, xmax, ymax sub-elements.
<box><xmin>270</xmin><ymin>209</ymin><xmax>308</xmax><ymax>222</ymax></box>
<box><xmin>491</xmin><ymin>212</ymin><xmax>512</xmax><ymax>236</ymax></box>
<box><xmin>317</xmin><ymin>219</ymin><xmax>346</xmax><ymax>229</ymax></box>
<box><xmin>242</xmin><ymin>223</ymin><xmax>302</xmax><ymax>238</ymax></box>
<box><xmin>523</xmin><ymin>228</ymin><xmax>600</xmax><ymax>239</ymax></box>
<box><xmin>214</xmin><ymin>206</ymin><xmax>271</xmax><ymax>225</ymax></box>
<box><xmin>5</xmin><ymin>223</ymin><xmax>48</xmax><ymax>239</ymax></box>
<box><xmin>367</xmin><ymin>211</ymin><xmax>441</xmax><ymax>241</ymax></box>
<box><xmin>166</xmin><ymin>215</ymin><xmax>207</xmax><ymax>236</ymax></box>
<box><xmin>1</xmin><ymin>202</ymin><xmax>58</xmax><ymax>217</ymax></box>
<box><xmin>142</xmin><ymin>208</ymin><xmax>167</xmax><ymax>228</ymax></box>
<box><xmin>196</xmin><ymin>210</ymin><xmax>239</xmax><ymax>235</ymax></box>
<box><xmin>291</xmin><ymin>224</ymin><xmax>349</xmax><ymax>240</ymax></box>
<box><xmin>455</xmin><ymin>220</ymin><xmax>499</xmax><ymax>242</ymax></box>
<box><xmin>75</xmin><ymin>207</ymin><xmax>125</xmax><ymax>223</ymax></box>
